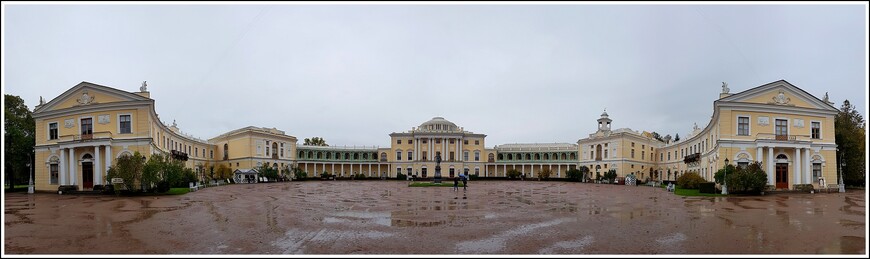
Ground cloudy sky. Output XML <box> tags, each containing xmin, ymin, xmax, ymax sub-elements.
<box><xmin>3</xmin><ymin>3</ymin><xmax>867</xmax><ymax>147</ymax></box>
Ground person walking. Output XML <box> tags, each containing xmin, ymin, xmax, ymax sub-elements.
<box><xmin>460</xmin><ymin>173</ymin><xmax>468</xmax><ymax>191</ymax></box>
<box><xmin>453</xmin><ymin>176</ymin><xmax>459</xmax><ymax>192</ymax></box>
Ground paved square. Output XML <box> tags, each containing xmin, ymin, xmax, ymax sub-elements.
<box><xmin>4</xmin><ymin>181</ymin><xmax>866</xmax><ymax>254</ymax></box>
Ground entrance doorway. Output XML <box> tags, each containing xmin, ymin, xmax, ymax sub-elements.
<box><xmin>82</xmin><ymin>162</ymin><xmax>94</xmax><ymax>189</ymax></box>
<box><xmin>775</xmin><ymin>163</ymin><xmax>788</xmax><ymax>189</ymax></box>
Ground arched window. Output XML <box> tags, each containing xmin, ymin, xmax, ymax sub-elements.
<box><xmin>570</xmin><ymin>153</ymin><xmax>576</xmax><ymax>160</ymax></box>
<box><xmin>316</xmin><ymin>152</ymin><xmax>322</xmax><ymax>159</ymax></box>
<box><xmin>298</xmin><ymin>151</ymin><xmax>305</xmax><ymax>159</ymax></box>
<box><xmin>543</xmin><ymin>153</ymin><xmax>548</xmax><ymax>160</ymax></box>
<box><xmin>326</xmin><ymin>152</ymin><xmax>332</xmax><ymax>159</ymax></box>
<box><xmin>525</xmin><ymin>153</ymin><xmax>531</xmax><ymax>160</ymax></box>
<box><xmin>272</xmin><ymin>142</ymin><xmax>279</xmax><ymax>159</ymax></box>
<box><xmin>596</xmin><ymin>145</ymin><xmax>602</xmax><ymax>160</ymax></box>
<box><xmin>489</xmin><ymin>153</ymin><xmax>496</xmax><ymax>162</ymax></box>
<box><xmin>223</xmin><ymin>144</ymin><xmax>229</xmax><ymax>160</ymax></box>
<box><xmin>82</xmin><ymin>153</ymin><xmax>93</xmax><ymax>160</ymax></box>
<box><xmin>561</xmin><ymin>153</ymin><xmax>567</xmax><ymax>160</ymax></box>
<box><xmin>363</xmin><ymin>153</ymin><xmax>368</xmax><ymax>159</ymax></box>
<box><xmin>380</xmin><ymin>152</ymin><xmax>387</xmax><ymax>161</ymax></box>
<box><xmin>308</xmin><ymin>151</ymin><xmax>313</xmax><ymax>159</ymax></box>
<box><xmin>507</xmin><ymin>154</ymin><xmax>513</xmax><ymax>160</ymax></box>
<box><xmin>497</xmin><ymin>154</ymin><xmax>503</xmax><ymax>160</ymax></box>
<box><xmin>354</xmin><ymin>153</ymin><xmax>359</xmax><ymax>160</ymax></box>
<box><xmin>344</xmin><ymin>153</ymin><xmax>350</xmax><ymax>160</ymax></box>
<box><xmin>536</xmin><ymin>154</ymin><xmax>541</xmax><ymax>160</ymax></box>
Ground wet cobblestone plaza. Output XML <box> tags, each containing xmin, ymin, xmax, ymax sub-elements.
<box><xmin>4</xmin><ymin>181</ymin><xmax>866</xmax><ymax>254</ymax></box>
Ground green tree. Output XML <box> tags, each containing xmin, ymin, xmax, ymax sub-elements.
<box><xmin>257</xmin><ymin>164</ymin><xmax>279</xmax><ymax>181</ymax></box>
<box><xmin>726</xmin><ymin>162</ymin><xmax>768</xmax><ymax>194</ymax></box>
<box><xmin>538</xmin><ymin>168</ymin><xmax>552</xmax><ymax>180</ymax></box>
<box><xmin>215</xmin><ymin>163</ymin><xmax>232</xmax><ymax>180</ymax></box>
<box><xmin>105</xmin><ymin>152</ymin><xmax>146</xmax><ymax>191</ymax></box>
<box><xmin>676</xmin><ymin>172</ymin><xmax>706</xmax><ymax>189</ymax></box>
<box><xmin>4</xmin><ymin>94</ymin><xmax>35</xmax><ymax>188</ymax></box>
<box><xmin>604</xmin><ymin>169</ymin><xmax>618</xmax><ymax>183</ymax></box>
<box><xmin>291</xmin><ymin>166</ymin><xmax>307</xmax><ymax>180</ymax></box>
<box><xmin>835</xmin><ymin>100</ymin><xmax>866</xmax><ymax>187</ymax></box>
<box><xmin>506</xmin><ymin>169</ymin><xmax>521</xmax><ymax>179</ymax></box>
<box><xmin>303</xmin><ymin>137</ymin><xmax>329</xmax><ymax>146</ymax></box>
<box><xmin>714</xmin><ymin>164</ymin><xmax>736</xmax><ymax>185</ymax></box>
<box><xmin>566</xmin><ymin>168</ymin><xmax>582</xmax><ymax>182</ymax></box>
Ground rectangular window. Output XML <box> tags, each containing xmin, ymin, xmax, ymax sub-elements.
<box><xmin>81</xmin><ymin>118</ymin><xmax>93</xmax><ymax>135</ymax></box>
<box><xmin>631</xmin><ymin>142</ymin><xmax>635</xmax><ymax>147</ymax></box>
<box><xmin>642</xmin><ymin>145</ymin><xmax>645</xmax><ymax>149</ymax></box>
<box><xmin>397</xmin><ymin>168</ymin><xmax>402</xmax><ymax>175</ymax></box>
<box><xmin>422</xmin><ymin>139</ymin><xmax>427</xmax><ymax>144</ymax></box>
<box><xmin>397</xmin><ymin>139</ymin><xmax>402</xmax><ymax>144</ymax></box>
<box><xmin>475</xmin><ymin>140</ymin><xmax>479</xmax><ymax>145</ymax></box>
<box><xmin>436</xmin><ymin>139</ymin><xmax>441</xmax><ymax>144</ymax></box>
<box><xmin>811</xmin><ymin>122</ymin><xmax>821</xmax><ymax>139</ymax></box>
<box><xmin>50</xmin><ymin>164</ymin><xmax>59</xmax><ymax>184</ymax></box>
<box><xmin>449</xmin><ymin>152</ymin><xmax>455</xmax><ymax>161</ymax></box>
<box><xmin>813</xmin><ymin>163</ymin><xmax>822</xmax><ymax>183</ymax></box>
<box><xmin>450</xmin><ymin>139</ymin><xmax>454</xmax><ymax>144</ymax></box>
<box><xmin>408</xmin><ymin>139</ymin><xmax>413</xmax><ymax>144</ymax></box>
<box><xmin>396</xmin><ymin>151</ymin><xmax>402</xmax><ymax>161</ymax></box>
<box><xmin>775</xmin><ymin>119</ymin><xmax>788</xmax><ymax>137</ymax></box>
<box><xmin>668</xmin><ymin>152</ymin><xmax>671</xmax><ymax>160</ymax></box>
<box><xmin>49</xmin><ymin>122</ymin><xmax>58</xmax><ymax>140</ymax></box>
<box><xmin>408</xmin><ymin>151</ymin><xmax>413</xmax><ymax>161</ymax></box>
<box><xmin>196</xmin><ymin>148</ymin><xmax>199</xmax><ymax>157</ymax></box>
<box><xmin>631</xmin><ymin>149</ymin><xmax>635</xmax><ymax>158</ymax></box>
<box><xmin>280</xmin><ymin>147</ymin><xmax>284</xmax><ymax>157</ymax></box>
<box><xmin>463</xmin><ymin>151</ymin><xmax>469</xmax><ymax>161</ymax></box>
<box><xmin>119</xmin><ymin>115</ymin><xmax>132</xmax><ymax>134</ymax></box>
<box><xmin>210</xmin><ymin>150</ymin><xmax>213</xmax><ymax>159</ymax></box>
<box><xmin>475</xmin><ymin>152</ymin><xmax>480</xmax><ymax>161</ymax></box>
<box><xmin>642</xmin><ymin>151</ymin><xmax>645</xmax><ymax>160</ymax></box>
<box><xmin>738</xmin><ymin>116</ymin><xmax>750</xmax><ymax>136</ymax></box>
<box><xmin>464</xmin><ymin>140</ymin><xmax>468</xmax><ymax>145</ymax></box>
<box><xmin>422</xmin><ymin>151</ymin><xmax>428</xmax><ymax>160</ymax></box>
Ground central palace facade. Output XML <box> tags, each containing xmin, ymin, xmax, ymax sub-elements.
<box><xmin>32</xmin><ymin>80</ymin><xmax>840</xmax><ymax>192</ymax></box>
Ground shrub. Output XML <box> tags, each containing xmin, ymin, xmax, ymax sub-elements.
<box><xmin>725</xmin><ymin>162</ymin><xmax>768</xmax><ymax>194</ymax></box>
<box><xmin>603</xmin><ymin>170</ymin><xmax>617</xmax><ymax>183</ymax></box>
<box><xmin>538</xmin><ymin>168</ymin><xmax>552</xmax><ymax>180</ymax></box>
<box><xmin>469</xmin><ymin>174</ymin><xmax>479</xmax><ymax>180</ymax></box>
<box><xmin>793</xmin><ymin>184</ymin><xmax>814</xmax><ymax>192</ymax></box>
<box><xmin>698</xmin><ymin>182</ymin><xmax>716</xmax><ymax>193</ymax></box>
<box><xmin>293</xmin><ymin>168</ymin><xmax>307</xmax><ymax>180</ymax></box>
<box><xmin>506</xmin><ymin>169</ymin><xmax>521</xmax><ymax>179</ymax></box>
<box><xmin>676</xmin><ymin>172</ymin><xmax>705</xmax><ymax>189</ymax></box>
<box><xmin>566</xmin><ymin>169</ymin><xmax>582</xmax><ymax>182</ymax></box>
<box><xmin>396</xmin><ymin>172</ymin><xmax>407</xmax><ymax>180</ymax></box>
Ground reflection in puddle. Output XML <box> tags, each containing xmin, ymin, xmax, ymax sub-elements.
<box><xmin>818</xmin><ymin>236</ymin><xmax>865</xmax><ymax>254</ymax></box>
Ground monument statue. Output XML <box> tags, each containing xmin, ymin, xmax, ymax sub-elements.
<box><xmin>140</xmin><ymin>81</ymin><xmax>148</xmax><ymax>92</ymax></box>
<box><xmin>39</xmin><ymin>96</ymin><xmax>45</xmax><ymax>105</ymax></box>
<box><xmin>434</xmin><ymin>154</ymin><xmax>443</xmax><ymax>184</ymax></box>
<box><xmin>721</xmin><ymin>82</ymin><xmax>729</xmax><ymax>94</ymax></box>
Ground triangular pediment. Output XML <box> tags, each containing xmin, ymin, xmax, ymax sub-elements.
<box><xmin>719</xmin><ymin>80</ymin><xmax>838</xmax><ymax>111</ymax></box>
<box><xmin>34</xmin><ymin>81</ymin><xmax>150</xmax><ymax>113</ymax></box>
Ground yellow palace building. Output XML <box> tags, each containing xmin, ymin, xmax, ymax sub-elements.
<box><xmin>32</xmin><ymin>80</ymin><xmax>838</xmax><ymax>192</ymax></box>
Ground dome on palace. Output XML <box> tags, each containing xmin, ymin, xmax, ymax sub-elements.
<box><xmin>419</xmin><ymin>116</ymin><xmax>459</xmax><ymax>131</ymax></box>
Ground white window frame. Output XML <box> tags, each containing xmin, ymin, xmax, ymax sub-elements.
<box><xmin>396</xmin><ymin>150</ymin><xmax>402</xmax><ymax>161</ymax></box>
<box><xmin>474</xmin><ymin>151</ymin><xmax>480</xmax><ymax>161</ymax></box>
<box><xmin>773</xmin><ymin>117</ymin><xmax>790</xmax><ymax>136</ymax></box>
<box><xmin>736</xmin><ymin>115</ymin><xmax>751</xmax><ymax>136</ymax></box>
<box><xmin>47</xmin><ymin>121</ymin><xmax>59</xmax><ymax>140</ymax></box>
<box><xmin>79</xmin><ymin>116</ymin><xmax>95</xmax><ymax>136</ymax></box>
<box><xmin>118</xmin><ymin>113</ymin><xmax>133</xmax><ymax>134</ymax></box>
<box><xmin>810</xmin><ymin>120</ymin><xmax>822</xmax><ymax>139</ymax></box>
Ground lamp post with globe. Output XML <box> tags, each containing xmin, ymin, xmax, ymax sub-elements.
<box><xmin>722</xmin><ymin>158</ymin><xmax>729</xmax><ymax>195</ymax></box>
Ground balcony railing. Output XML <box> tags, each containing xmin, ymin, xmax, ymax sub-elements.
<box><xmin>58</xmin><ymin>131</ymin><xmax>113</xmax><ymax>142</ymax></box>
<box><xmin>756</xmin><ymin>133</ymin><xmax>803</xmax><ymax>142</ymax></box>
<box><xmin>683</xmin><ymin>153</ymin><xmax>700</xmax><ymax>164</ymax></box>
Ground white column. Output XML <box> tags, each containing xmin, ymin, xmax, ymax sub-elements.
<box><xmin>794</xmin><ymin>148</ymin><xmax>801</xmax><ymax>186</ymax></box>
<box><xmin>332</xmin><ymin>164</ymin><xmax>335</xmax><ymax>175</ymax></box>
<box><xmin>94</xmin><ymin>146</ymin><xmax>101</xmax><ymax>186</ymax></box>
<box><xmin>804</xmin><ymin>148</ymin><xmax>811</xmax><ymax>184</ymax></box>
<box><xmin>60</xmin><ymin>148</ymin><xmax>67</xmax><ymax>185</ymax></box>
<box><xmin>415</xmin><ymin>138</ymin><xmax>419</xmax><ymax>161</ymax></box>
<box><xmin>443</xmin><ymin>138</ymin><xmax>447</xmax><ymax>161</ymax></box>
<box><xmin>756</xmin><ymin>147</ymin><xmax>763</xmax><ymax>165</ymax></box>
<box><xmin>105</xmin><ymin>145</ymin><xmax>112</xmax><ymax>173</ymax></box>
<box><xmin>315</xmin><ymin>163</ymin><xmax>318</xmax><ymax>175</ymax></box>
<box><xmin>767</xmin><ymin>147</ymin><xmax>775</xmax><ymax>186</ymax></box>
<box><xmin>369</xmin><ymin>164</ymin><xmax>372</xmax><ymax>177</ymax></box>
<box><xmin>69</xmin><ymin>148</ymin><xmax>76</xmax><ymax>186</ymax></box>
<box><xmin>558</xmin><ymin>165</ymin><xmax>561</xmax><ymax>178</ymax></box>
<box><xmin>456</xmin><ymin>139</ymin><xmax>461</xmax><ymax>161</ymax></box>
<box><xmin>429</xmin><ymin>138</ymin><xmax>433</xmax><ymax>161</ymax></box>
<box><xmin>503</xmin><ymin>164</ymin><xmax>506</xmax><ymax>177</ymax></box>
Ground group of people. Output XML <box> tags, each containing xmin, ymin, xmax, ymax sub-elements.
<box><xmin>453</xmin><ymin>173</ymin><xmax>468</xmax><ymax>191</ymax></box>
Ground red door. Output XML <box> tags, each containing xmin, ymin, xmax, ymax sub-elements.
<box><xmin>775</xmin><ymin>163</ymin><xmax>788</xmax><ymax>189</ymax></box>
<box><xmin>82</xmin><ymin>162</ymin><xmax>94</xmax><ymax>189</ymax></box>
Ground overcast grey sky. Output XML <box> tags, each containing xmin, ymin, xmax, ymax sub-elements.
<box><xmin>3</xmin><ymin>3</ymin><xmax>867</xmax><ymax>147</ymax></box>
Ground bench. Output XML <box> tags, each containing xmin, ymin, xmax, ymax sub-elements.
<box><xmin>189</xmin><ymin>182</ymin><xmax>198</xmax><ymax>192</ymax></box>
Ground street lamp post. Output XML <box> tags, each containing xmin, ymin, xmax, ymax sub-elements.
<box><xmin>838</xmin><ymin>157</ymin><xmax>845</xmax><ymax>193</ymax></box>
<box><xmin>722</xmin><ymin>158</ymin><xmax>729</xmax><ymax>195</ymax></box>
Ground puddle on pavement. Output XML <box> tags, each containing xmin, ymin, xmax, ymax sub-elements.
<box><xmin>818</xmin><ymin>236</ymin><xmax>865</xmax><ymax>254</ymax></box>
